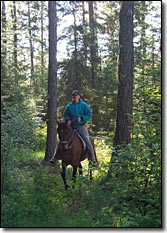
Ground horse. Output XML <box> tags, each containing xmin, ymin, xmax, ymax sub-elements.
<box><xmin>55</xmin><ymin>120</ymin><xmax>97</xmax><ymax>190</ymax></box>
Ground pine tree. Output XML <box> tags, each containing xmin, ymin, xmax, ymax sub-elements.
<box><xmin>27</xmin><ymin>1</ymin><xmax>34</xmax><ymax>84</ymax></box>
<box><xmin>1</xmin><ymin>1</ymin><xmax>7</xmax><ymax>85</ymax></box>
<box><xmin>11</xmin><ymin>1</ymin><xmax>18</xmax><ymax>79</ymax></box>
<box><xmin>88</xmin><ymin>1</ymin><xmax>99</xmax><ymax>132</ymax></box>
<box><xmin>113</xmin><ymin>1</ymin><xmax>134</xmax><ymax>147</ymax></box>
<box><xmin>44</xmin><ymin>1</ymin><xmax>57</xmax><ymax>161</ymax></box>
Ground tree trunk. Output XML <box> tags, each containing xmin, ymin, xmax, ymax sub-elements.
<box><xmin>151</xmin><ymin>35</ymin><xmax>155</xmax><ymax>86</ymax></box>
<box><xmin>41</xmin><ymin>1</ymin><xmax>44</xmax><ymax>75</ymax></box>
<box><xmin>141</xmin><ymin>1</ymin><xmax>146</xmax><ymax>113</ymax></box>
<box><xmin>72</xmin><ymin>4</ymin><xmax>80</xmax><ymax>90</ymax></box>
<box><xmin>89</xmin><ymin>1</ymin><xmax>99</xmax><ymax>132</ymax></box>
<box><xmin>82</xmin><ymin>1</ymin><xmax>88</xmax><ymax>67</ymax></box>
<box><xmin>1</xmin><ymin>1</ymin><xmax>7</xmax><ymax>81</ymax></box>
<box><xmin>44</xmin><ymin>1</ymin><xmax>57</xmax><ymax>161</ymax></box>
<box><xmin>12</xmin><ymin>1</ymin><xmax>17</xmax><ymax>68</ymax></box>
<box><xmin>12</xmin><ymin>1</ymin><xmax>18</xmax><ymax>84</ymax></box>
<box><xmin>27</xmin><ymin>1</ymin><xmax>34</xmax><ymax>84</ymax></box>
<box><xmin>113</xmin><ymin>1</ymin><xmax>134</xmax><ymax>147</ymax></box>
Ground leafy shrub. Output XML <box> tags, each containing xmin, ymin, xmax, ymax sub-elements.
<box><xmin>105</xmin><ymin>88</ymin><xmax>161</xmax><ymax>227</ymax></box>
<box><xmin>1</xmin><ymin>100</ymin><xmax>38</xmax><ymax>193</ymax></box>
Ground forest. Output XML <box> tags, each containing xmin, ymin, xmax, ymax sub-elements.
<box><xmin>1</xmin><ymin>1</ymin><xmax>161</xmax><ymax>228</ymax></box>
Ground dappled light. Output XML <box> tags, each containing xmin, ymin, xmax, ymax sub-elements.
<box><xmin>1</xmin><ymin>0</ymin><xmax>161</xmax><ymax>228</ymax></box>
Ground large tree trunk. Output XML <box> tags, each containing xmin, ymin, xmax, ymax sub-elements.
<box><xmin>89</xmin><ymin>1</ymin><xmax>99</xmax><ymax>132</ymax></box>
<box><xmin>113</xmin><ymin>1</ymin><xmax>134</xmax><ymax>147</ymax></box>
<box><xmin>44</xmin><ymin>1</ymin><xmax>57</xmax><ymax>161</ymax></box>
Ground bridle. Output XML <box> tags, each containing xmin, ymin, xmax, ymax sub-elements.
<box><xmin>60</xmin><ymin>129</ymin><xmax>76</xmax><ymax>150</ymax></box>
<box><xmin>61</xmin><ymin>139</ymin><xmax>71</xmax><ymax>144</ymax></box>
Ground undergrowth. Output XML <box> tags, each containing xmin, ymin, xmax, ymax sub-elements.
<box><xmin>1</xmin><ymin>92</ymin><xmax>161</xmax><ymax>227</ymax></box>
<box><xmin>1</xmin><ymin>137</ymin><xmax>161</xmax><ymax>227</ymax></box>
<box><xmin>1</xmin><ymin>137</ymin><xmax>113</xmax><ymax>227</ymax></box>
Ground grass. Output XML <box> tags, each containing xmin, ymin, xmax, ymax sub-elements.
<box><xmin>1</xmin><ymin>139</ymin><xmax>113</xmax><ymax>227</ymax></box>
<box><xmin>1</xmin><ymin>136</ymin><xmax>161</xmax><ymax>228</ymax></box>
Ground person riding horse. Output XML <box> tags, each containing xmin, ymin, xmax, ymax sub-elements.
<box><xmin>50</xmin><ymin>90</ymin><xmax>97</xmax><ymax>165</ymax></box>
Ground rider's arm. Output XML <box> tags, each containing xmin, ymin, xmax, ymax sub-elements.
<box><xmin>81</xmin><ymin>103</ymin><xmax>92</xmax><ymax>122</ymax></box>
<box><xmin>63</xmin><ymin>104</ymin><xmax>72</xmax><ymax>121</ymax></box>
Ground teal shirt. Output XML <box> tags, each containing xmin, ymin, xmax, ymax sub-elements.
<box><xmin>63</xmin><ymin>100</ymin><xmax>92</xmax><ymax>128</ymax></box>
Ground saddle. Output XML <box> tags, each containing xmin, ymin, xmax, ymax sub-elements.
<box><xmin>75</xmin><ymin>130</ymin><xmax>87</xmax><ymax>161</ymax></box>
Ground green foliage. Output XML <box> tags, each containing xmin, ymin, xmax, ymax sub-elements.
<box><xmin>1</xmin><ymin>1</ymin><xmax>161</xmax><ymax>228</ymax></box>
<box><xmin>106</xmin><ymin>87</ymin><xmax>161</xmax><ymax>227</ymax></box>
<box><xmin>107</xmin><ymin>144</ymin><xmax>161</xmax><ymax>227</ymax></box>
<box><xmin>1</xmin><ymin>70</ymin><xmax>161</xmax><ymax>228</ymax></box>
<box><xmin>1</xmin><ymin>99</ymin><xmax>38</xmax><ymax>193</ymax></box>
<box><xmin>1</xmin><ymin>118</ymin><xmax>161</xmax><ymax>227</ymax></box>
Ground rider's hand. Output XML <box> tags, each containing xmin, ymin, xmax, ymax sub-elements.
<box><xmin>63</xmin><ymin>118</ymin><xmax>71</xmax><ymax>125</ymax></box>
<box><xmin>68</xmin><ymin>120</ymin><xmax>72</xmax><ymax>124</ymax></box>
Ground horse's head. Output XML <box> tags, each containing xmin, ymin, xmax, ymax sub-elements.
<box><xmin>57</xmin><ymin>120</ymin><xmax>73</xmax><ymax>151</ymax></box>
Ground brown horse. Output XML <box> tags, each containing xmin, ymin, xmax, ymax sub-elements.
<box><xmin>56</xmin><ymin>120</ymin><xmax>97</xmax><ymax>190</ymax></box>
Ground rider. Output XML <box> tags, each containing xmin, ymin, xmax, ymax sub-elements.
<box><xmin>50</xmin><ymin>90</ymin><xmax>97</xmax><ymax>165</ymax></box>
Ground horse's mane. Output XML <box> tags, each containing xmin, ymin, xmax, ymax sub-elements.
<box><xmin>58</xmin><ymin>122</ymin><xmax>68</xmax><ymax>130</ymax></box>
<box><xmin>57</xmin><ymin>120</ymin><xmax>74</xmax><ymax>133</ymax></box>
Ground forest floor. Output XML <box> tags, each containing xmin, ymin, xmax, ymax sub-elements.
<box><xmin>2</xmin><ymin>130</ymin><xmax>161</xmax><ymax>227</ymax></box>
<box><xmin>2</xmin><ymin>139</ymin><xmax>119</xmax><ymax>227</ymax></box>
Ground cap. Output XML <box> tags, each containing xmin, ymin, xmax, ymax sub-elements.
<box><xmin>72</xmin><ymin>90</ymin><xmax>80</xmax><ymax>96</ymax></box>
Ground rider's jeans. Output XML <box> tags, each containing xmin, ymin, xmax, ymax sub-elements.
<box><xmin>76</xmin><ymin>125</ymin><xmax>96</xmax><ymax>162</ymax></box>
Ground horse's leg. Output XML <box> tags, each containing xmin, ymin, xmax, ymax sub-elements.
<box><xmin>72</xmin><ymin>166</ymin><xmax>77</xmax><ymax>189</ymax></box>
<box><xmin>79</xmin><ymin>163</ymin><xmax>82</xmax><ymax>175</ymax></box>
<box><xmin>89</xmin><ymin>168</ymin><xmax>93</xmax><ymax>180</ymax></box>
<box><xmin>61</xmin><ymin>162</ymin><xmax>69</xmax><ymax>190</ymax></box>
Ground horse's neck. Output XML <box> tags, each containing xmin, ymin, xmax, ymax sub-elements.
<box><xmin>70</xmin><ymin>129</ymin><xmax>80</xmax><ymax>144</ymax></box>
<box><xmin>70</xmin><ymin>129</ymin><xmax>76</xmax><ymax>140</ymax></box>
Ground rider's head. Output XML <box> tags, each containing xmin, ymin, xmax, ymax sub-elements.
<box><xmin>72</xmin><ymin>90</ymin><xmax>80</xmax><ymax>103</ymax></box>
